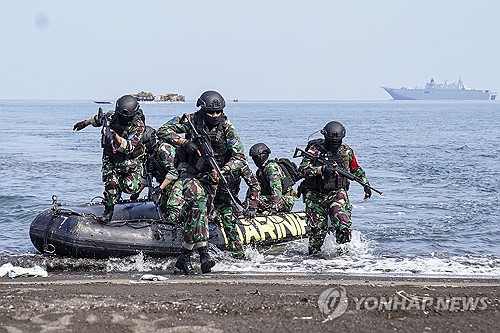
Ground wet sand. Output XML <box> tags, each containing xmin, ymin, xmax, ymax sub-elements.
<box><xmin>0</xmin><ymin>273</ymin><xmax>498</xmax><ymax>333</ymax></box>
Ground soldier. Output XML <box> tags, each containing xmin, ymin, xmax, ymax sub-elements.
<box><xmin>133</xmin><ymin>126</ymin><xmax>183</xmax><ymax>224</ymax></box>
<box><xmin>212</xmin><ymin>157</ymin><xmax>260</xmax><ymax>259</ymax></box>
<box><xmin>157</xmin><ymin>90</ymin><xmax>246</xmax><ymax>274</ymax></box>
<box><xmin>298</xmin><ymin>121</ymin><xmax>371</xmax><ymax>255</ymax></box>
<box><xmin>73</xmin><ymin>95</ymin><xmax>146</xmax><ymax>223</ymax></box>
<box><xmin>249</xmin><ymin>143</ymin><xmax>296</xmax><ymax>214</ymax></box>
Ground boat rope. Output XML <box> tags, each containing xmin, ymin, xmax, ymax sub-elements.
<box><xmin>97</xmin><ymin>219</ymin><xmax>163</xmax><ymax>228</ymax></box>
<box><xmin>42</xmin><ymin>195</ymin><xmax>60</xmax><ymax>255</ymax></box>
<box><xmin>86</xmin><ymin>196</ymin><xmax>167</xmax><ymax>227</ymax></box>
<box><xmin>48</xmin><ymin>195</ymin><xmax>162</xmax><ymax>226</ymax></box>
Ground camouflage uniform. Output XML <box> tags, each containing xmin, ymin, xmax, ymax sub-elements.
<box><xmin>256</xmin><ymin>160</ymin><xmax>295</xmax><ymax>214</ymax></box>
<box><xmin>212</xmin><ymin>159</ymin><xmax>260</xmax><ymax>258</ymax></box>
<box><xmin>299</xmin><ymin>139</ymin><xmax>369</xmax><ymax>254</ymax></box>
<box><xmin>90</xmin><ymin>110</ymin><xmax>145</xmax><ymax>207</ymax></box>
<box><xmin>157</xmin><ymin>111</ymin><xmax>246</xmax><ymax>250</ymax></box>
<box><xmin>149</xmin><ymin>142</ymin><xmax>183</xmax><ymax>224</ymax></box>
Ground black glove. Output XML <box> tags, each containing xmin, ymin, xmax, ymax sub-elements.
<box><xmin>152</xmin><ymin>186</ymin><xmax>163</xmax><ymax>196</ymax></box>
<box><xmin>244</xmin><ymin>207</ymin><xmax>256</xmax><ymax>219</ymax></box>
<box><xmin>149</xmin><ymin>186</ymin><xmax>162</xmax><ymax>202</ymax></box>
<box><xmin>183</xmin><ymin>140</ymin><xmax>199</xmax><ymax>155</ymax></box>
<box><xmin>73</xmin><ymin>120</ymin><xmax>88</xmax><ymax>131</ymax></box>
<box><xmin>364</xmin><ymin>185</ymin><xmax>372</xmax><ymax>199</ymax></box>
<box><xmin>323</xmin><ymin>164</ymin><xmax>336</xmax><ymax>178</ymax></box>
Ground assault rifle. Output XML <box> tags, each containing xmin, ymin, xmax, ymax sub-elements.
<box><xmin>293</xmin><ymin>147</ymin><xmax>382</xmax><ymax>195</ymax></box>
<box><xmin>181</xmin><ymin>114</ymin><xmax>243</xmax><ymax>210</ymax></box>
<box><xmin>145</xmin><ymin>161</ymin><xmax>157</xmax><ymax>202</ymax></box>
<box><xmin>98</xmin><ymin>107</ymin><xmax>117</xmax><ymax>154</ymax></box>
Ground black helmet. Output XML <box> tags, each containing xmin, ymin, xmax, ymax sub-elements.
<box><xmin>196</xmin><ymin>90</ymin><xmax>226</xmax><ymax>112</ymax></box>
<box><xmin>321</xmin><ymin>121</ymin><xmax>346</xmax><ymax>141</ymax></box>
<box><xmin>115</xmin><ymin>95</ymin><xmax>139</xmax><ymax>117</ymax></box>
<box><xmin>249</xmin><ymin>143</ymin><xmax>271</xmax><ymax>168</ymax></box>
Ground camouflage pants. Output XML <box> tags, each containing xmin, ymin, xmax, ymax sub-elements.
<box><xmin>180</xmin><ymin>173</ymin><xmax>216</xmax><ymax>249</ymax></box>
<box><xmin>158</xmin><ymin>179</ymin><xmax>184</xmax><ymax>224</ymax></box>
<box><xmin>213</xmin><ymin>203</ymin><xmax>244</xmax><ymax>257</ymax></box>
<box><xmin>304</xmin><ymin>189</ymin><xmax>353</xmax><ymax>254</ymax></box>
<box><xmin>102</xmin><ymin>157</ymin><xmax>144</xmax><ymax>207</ymax></box>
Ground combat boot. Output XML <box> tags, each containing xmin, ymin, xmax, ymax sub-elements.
<box><xmin>336</xmin><ymin>229</ymin><xmax>351</xmax><ymax>244</ymax></box>
<box><xmin>230</xmin><ymin>244</ymin><xmax>246</xmax><ymax>260</ymax></box>
<box><xmin>99</xmin><ymin>205</ymin><xmax>114</xmax><ymax>224</ymax></box>
<box><xmin>308</xmin><ymin>246</ymin><xmax>321</xmax><ymax>256</ymax></box>
<box><xmin>231</xmin><ymin>251</ymin><xmax>246</xmax><ymax>260</ymax></box>
<box><xmin>175</xmin><ymin>248</ymin><xmax>196</xmax><ymax>275</ymax></box>
<box><xmin>198</xmin><ymin>246</ymin><xmax>215</xmax><ymax>273</ymax></box>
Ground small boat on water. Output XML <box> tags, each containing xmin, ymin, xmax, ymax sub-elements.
<box><xmin>29</xmin><ymin>197</ymin><xmax>308</xmax><ymax>259</ymax></box>
<box><xmin>93</xmin><ymin>101</ymin><xmax>113</xmax><ymax>105</ymax></box>
<box><xmin>381</xmin><ymin>78</ymin><xmax>497</xmax><ymax>100</ymax></box>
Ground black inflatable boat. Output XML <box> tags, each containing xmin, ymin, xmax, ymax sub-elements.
<box><xmin>30</xmin><ymin>196</ymin><xmax>308</xmax><ymax>259</ymax></box>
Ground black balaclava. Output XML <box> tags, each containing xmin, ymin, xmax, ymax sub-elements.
<box><xmin>252</xmin><ymin>152</ymin><xmax>269</xmax><ymax>169</ymax></box>
<box><xmin>325</xmin><ymin>138</ymin><xmax>342</xmax><ymax>152</ymax></box>
<box><xmin>203</xmin><ymin>109</ymin><xmax>223</xmax><ymax>127</ymax></box>
<box><xmin>117</xmin><ymin>111</ymin><xmax>134</xmax><ymax>125</ymax></box>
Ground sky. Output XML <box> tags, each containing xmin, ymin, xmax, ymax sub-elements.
<box><xmin>1</xmin><ymin>0</ymin><xmax>500</xmax><ymax>101</ymax></box>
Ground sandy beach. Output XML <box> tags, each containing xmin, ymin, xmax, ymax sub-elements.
<box><xmin>0</xmin><ymin>273</ymin><xmax>498</xmax><ymax>333</ymax></box>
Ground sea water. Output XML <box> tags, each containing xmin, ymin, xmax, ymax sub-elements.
<box><xmin>1</xmin><ymin>100</ymin><xmax>499</xmax><ymax>277</ymax></box>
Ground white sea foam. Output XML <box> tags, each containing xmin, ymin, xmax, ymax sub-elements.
<box><xmin>212</xmin><ymin>231</ymin><xmax>500</xmax><ymax>278</ymax></box>
<box><xmin>52</xmin><ymin>229</ymin><xmax>495</xmax><ymax>278</ymax></box>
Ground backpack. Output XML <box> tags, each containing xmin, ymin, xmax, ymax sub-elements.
<box><xmin>275</xmin><ymin>158</ymin><xmax>300</xmax><ymax>190</ymax></box>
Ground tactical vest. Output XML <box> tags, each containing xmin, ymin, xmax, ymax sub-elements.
<box><xmin>256</xmin><ymin>168</ymin><xmax>272</xmax><ymax>195</ymax></box>
<box><xmin>301</xmin><ymin>139</ymin><xmax>349</xmax><ymax>194</ymax></box>
<box><xmin>196</xmin><ymin>115</ymin><xmax>227</xmax><ymax>167</ymax></box>
<box><xmin>148</xmin><ymin>151</ymin><xmax>168</xmax><ymax>183</ymax></box>
<box><xmin>177</xmin><ymin>112</ymin><xmax>228</xmax><ymax>173</ymax></box>
<box><xmin>102</xmin><ymin>110</ymin><xmax>145</xmax><ymax>163</ymax></box>
<box><xmin>212</xmin><ymin>118</ymin><xmax>242</xmax><ymax>204</ymax></box>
